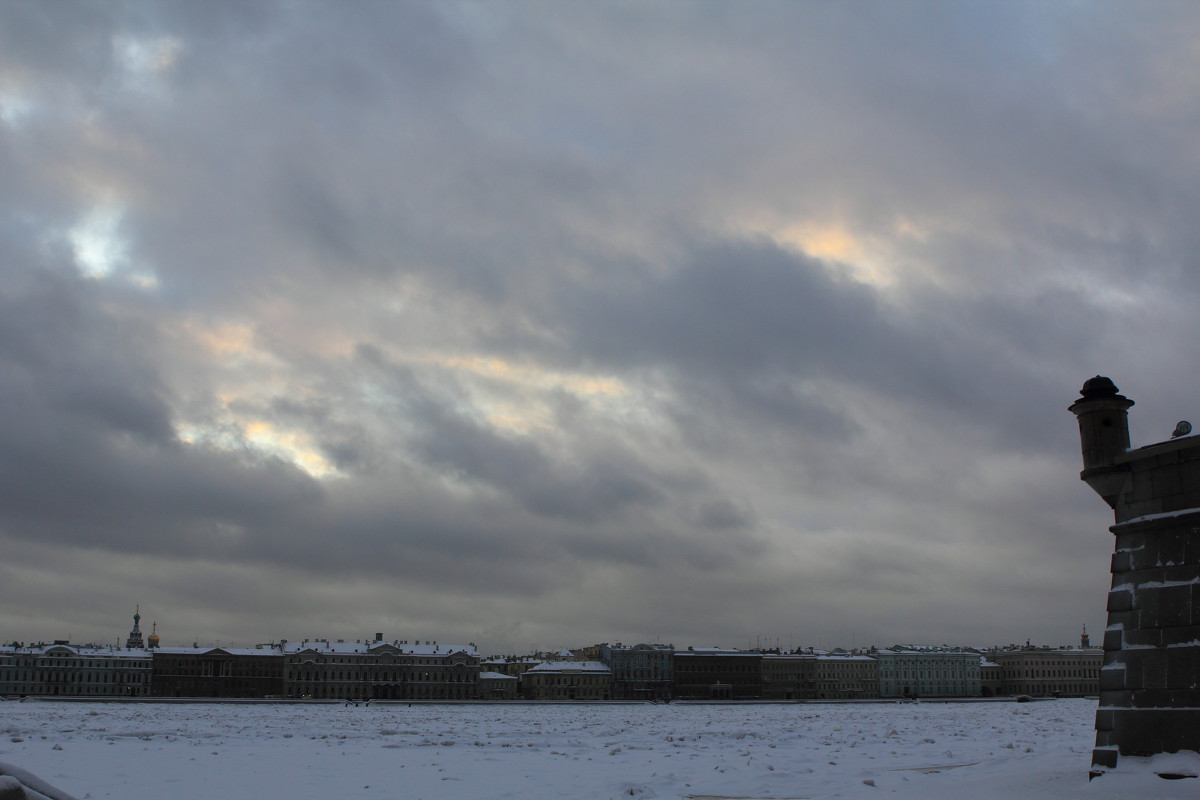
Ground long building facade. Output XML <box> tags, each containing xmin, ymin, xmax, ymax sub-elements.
<box><xmin>0</xmin><ymin>643</ymin><xmax>151</xmax><ymax>697</ymax></box>
<box><xmin>283</xmin><ymin>637</ymin><xmax>481</xmax><ymax>700</ymax></box>
<box><xmin>151</xmin><ymin>646</ymin><xmax>285</xmax><ymax>698</ymax></box>
<box><xmin>814</xmin><ymin>653</ymin><xmax>879</xmax><ymax>699</ymax></box>
<box><xmin>521</xmin><ymin>661</ymin><xmax>613</xmax><ymax>700</ymax></box>
<box><xmin>672</xmin><ymin>648</ymin><xmax>763</xmax><ymax>700</ymax></box>
<box><xmin>988</xmin><ymin>647</ymin><xmax>1102</xmax><ymax>698</ymax></box>
<box><xmin>1</xmin><ymin>612</ymin><xmax>1100</xmax><ymax>702</ymax></box>
<box><xmin>761</xmin><ymin>653</ymin><xmax>817</xmax><ymax>700</ymax></box>
<box><xmin>599</xmin><ymin>643</ymin><xmax>674</xmax><ymax>701</ymax></box>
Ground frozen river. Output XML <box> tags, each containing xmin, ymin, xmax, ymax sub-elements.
<box><xmin>0</xmin><ymin>698</ymin><xmax>1195</xmax><ymax>799</ymax></box>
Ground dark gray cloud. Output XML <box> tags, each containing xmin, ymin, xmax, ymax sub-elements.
<box><xmin>1</xmin><ymin>0</ymin><xmax>1198</xmax><ymax>653</ymax></box>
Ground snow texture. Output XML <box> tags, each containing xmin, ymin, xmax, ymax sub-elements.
<box><xmin>0</xmin><ymin>698</ymin><xmax>1196</xmax><ymax>799</ymax></box>
<box><xmin>0</xmin><ymin>760</ymin><xmax>76</xmax><ymax>800</ymax></box>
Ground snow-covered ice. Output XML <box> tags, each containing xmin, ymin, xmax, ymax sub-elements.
<box><xmin>0</xmin><ymin>698</ymin><xmax>1196</xmax><ymax>799</ymax></box>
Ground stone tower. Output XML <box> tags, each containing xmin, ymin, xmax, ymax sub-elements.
<box><xmin>1069</xmin><ymin>376</ymin><xmax>1200</xmax><ymax>777</ymax></box>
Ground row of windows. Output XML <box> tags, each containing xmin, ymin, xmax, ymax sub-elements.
<box><xmin>1</xmin><ymin>685</ymin><xmax>148</xmax><ymax>696</ymax></box>
<box><xmin>614</xmin><ymin>668</ymin><xmax>669</xmax><ymax>678</ymax></box>
<box><xmin>3</xmin><ymin>660</ymin><xmax>150</xmax><ymax>668</ymax></box>
<box><xmin>291</xmin><ymin>670</ymin><xmax>474</xmax><ymax>683</ymax></box>
<box><xmin>288</xmin><ymin>656</ymin><xmax>473</xmax><ymax>666</ymax></box>
<box><xmin>526</xmin><ymin>676</ymin><xmax>610</xmax><ymax>685</ymax></box>
<box><xmin>1000</xmin><ymin>658</ymin><xmax>1099</xmax><ymax>667</ymax></box>
<box><xmin>155</xmin><ymin>665</ymin><xmax>277</xmax><ymax>677</ymax></box>
<box><xmin>1007</xmin><ymin>683</ymin><xmax>1095</xmax><ymax>695</ymax></box>
<box><xmin>881</xmin><ymin>683</ymin><xmax>978</xmax><ymax>694</ymax></box>
<box><xmin>1009</xmin><ymin>668</ymin><xmax>1098</xmax><ymax>678</ymax></box>
<box><xmin>290</xmin><ymin>684</ymin><xmax>476</xmax><ymax>699</ymax></box>
<box><xmin>0</xmin><ymin>671</ymin><xmax>146</xmax><ymax>683</ymax></box>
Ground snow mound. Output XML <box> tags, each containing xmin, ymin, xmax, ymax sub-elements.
<box><xmin>0</xmin><ymin>762</ymin><xmax>79</xmax><ymax>800</ymax></box>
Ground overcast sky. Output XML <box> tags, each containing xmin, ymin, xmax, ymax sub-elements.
<box><xmin>2</xmin><ymin>1</ymin><xmax>1198</xmax><ymax>655</ymax></box>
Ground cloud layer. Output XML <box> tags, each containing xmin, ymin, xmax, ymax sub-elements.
<box><xmin>2</xmin><ymin>1</ymin><xmax>1198</xmax><ymax>653</ymax></box>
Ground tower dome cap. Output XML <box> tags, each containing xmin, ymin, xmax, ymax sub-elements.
<box><xmin>1080</xmin><ymin>375</ymin><xmax>1120</xmax><ymax>399</ymax></box>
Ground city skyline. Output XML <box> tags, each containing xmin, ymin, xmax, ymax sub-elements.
<box><xmin>5</xmin><ymin>606</ymin><xmax>1098</xmax><ymax>657</ymax></box>
<box><xmin>3</xmin><ymin>2</ymin><xmax>1198</xmax><ymax>655</ymax></box>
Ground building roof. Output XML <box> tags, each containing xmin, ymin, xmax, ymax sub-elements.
<box><xmin>153</xmin><ymin>646</ymin><xmax>282</xmax><ymax>657</ymax></box>
<box><xmin>280</xmin><ymin>639</ymin><xmax>478</xmax><ymax>657</ymax></box>
<box><xmin>0</xmin><ymin>643</ymin><xmax>152</xmax><ymax>659</ymax></box>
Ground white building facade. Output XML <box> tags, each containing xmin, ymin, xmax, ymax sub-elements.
<box><xmin>874</xmin><ymin>648</ymin><xmax>981</xmax><ymax>698</ymax></box>
<box><xmin>0</xmin><ymin>643</ymin><xmax>151</xmax><ymax>697</ymax></box>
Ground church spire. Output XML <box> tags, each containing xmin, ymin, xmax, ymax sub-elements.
<box><xmin>125</xmin><ymin>605</ymin><xmax>144</xmax><ymax>649</ymax></box>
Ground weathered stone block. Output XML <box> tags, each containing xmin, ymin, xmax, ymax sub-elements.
<box><xmin>1157</xmin><ymin>585</ymin><xmax>1193</xmax><ymax>627</ymax></box>
<box><xmin>1122</xmin><ymin>499</ymin><xmax>1164</xmax><ymax>521</ymax></box>
<box><xmin>1181</xmin><ymin>459</ymin><xmax>1200</xmax><ymax>491</ymax></box>
<box><xmin>1119</xmin><ymin>649</ymin><xmax>1149</xmax><ymax>686</ymax></box>
<box><xmin>1160</xmin><ymin>624</ymin><xmax>1200</xmax><ymax>648</ymax></box>
<box><xmin>1091</xmin><ymin>747</ymin><xmax>1119</xmax><ymax>770</ymax></box>
<box><xmin>1143</xmin><ymin>587</ymin><xmax>1179</xmax><ymax>627</ymax></box>
<box><xmin>1127</xmin><ymin>476</ymin><xmax>1155</xmax><ymax>504</ymax></box>
<box><xmin>1107</xmin><ymin>608</ymin><xmax>1136</xmax><ymax>628</ymax></box>
<box><xmin>1187</xmin><ymin>528</ymin><xmax>1200</xmax><ymax>565</ymax></box>
<box><xmin>1140</xmin><ymin>656</ymin><xmax>1168</xmax><ymax>689</ymax></box>
<box><xmin>1115</xmin><ymin>531</ymin><xmax>1146</xmax><ymax>553</ymax></box>
<box><xmin>1107</xmin><ymin>708</ymin><xmax>1200</xmax><ymax>755</ymax></box>
<box><xmin>1107</xmin><ymin>588</ymin><xmax>1135</xmax><ymax>612</ymax></box>
<box><xmin>1098</xmin><ymin>688</ymin><xmax>1132</xmax><ymax>707</ymax></box>
<box><xmin>1127</xmin><ymin>546</ymin><xmax>1162</xmax><ymax>571</ymax></box>
<box><xmin>1153</xmin><ymin>466</ymin><xmax>1183</xmax><ymax>498</ymax></box>
<box><xmin>1163</xmin><ymin>563</ymin><xmax>1197</xmax><ymax>583</ymax></box>
<box><xmin>1135</xmin><ymin>586</ymin><xmax>1160</xmax><ymax>627</ymax></box>
<box><xmin>1099</xmin><ymin>666</ymin><xmax>1127</xmax><ymax>692</ymax></box>
<box><xmin>1130</xmin><ymin>688</ymin><xmax>1200</xmax><ymax>708</ymax></box>
<box><xmin>1155</xmin><ymin>533</ymin><xmax>1188</xmax><ymax>566</ymax></box>
<box><xmin>1122</xmin><ymin>626</ymin><xmax>1162</xmax><ymax>648</ymax></box>
<box><xmin>1165</xmin><ymin>652</ymin><xmax>1199</xmax><ymax>691</ymax></box>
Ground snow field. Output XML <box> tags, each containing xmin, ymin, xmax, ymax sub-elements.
<box><xmin>0</xmin><ymin>698</ymin><xmax>1193</xmax><ymax>799</ymax></box>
